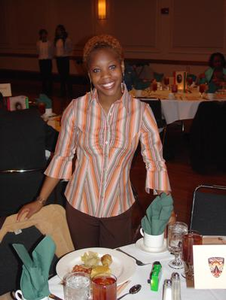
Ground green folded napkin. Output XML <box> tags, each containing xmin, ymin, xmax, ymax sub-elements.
<box><xmin>154</xmin><ymin>72</ymin><xmax>164</xmax><ymax>82</ymax></box>
<box><xmin>13</xmin><ymin>235</ymin><xmax>56</xmax><ymax>300</ymax></box>
<box><xmin>36</xmin><ymin>94</ymin><xmax>52</xmax><ymax>109</ymax></box>
<box><xmin>141</xmin><ymin>193</ymin><xmax>174</xmax><ymax>235</ymax></box>
<box><xmin>207</xmin><ymin>82</ymin><xmax>219</xmax><ymax>93</ymax></box>
<box><xmin>187</xmin><ymin>74</ymin><xmax>197</xmax><ymax>82</ymax></box>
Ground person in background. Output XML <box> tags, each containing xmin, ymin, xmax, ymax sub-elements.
<box><xmin>37</xmin><ymin>29</ymin><xmax>53</xmax><ymax>96</ymax></box>
<box><xmin>0</xmin><ymin>97</ymin><xmax>58</xmax><ymax>217</ymax></box>
<box><xmin>54</xmin><ymin>24</ymin><xmax>73</xmax><ymax>97</ymax></box>
<box><xmin>17</xmin><ymin>34</ymin><xmax>171</xmax><ymax>249</ymax></box>
<box><xmin>198</xmin><ymin>52</ymin><xmax>226</xmax><ymax>91</ymax></box>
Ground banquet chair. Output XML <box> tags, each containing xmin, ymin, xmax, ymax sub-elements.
<box><xmin>0</xmin><ymin>204</ymin><xmax>74</xmax><ymax>296</ymax></box>
<box><xmin>190</xmin><ymin>101</ymin><xmax>226</xmax><ymax>173</ymax></box>
<box><xmin>140</xmin><ymin>98</ymin><xmax>167</xmax><ymax>145</ymax></box>
<box><xmin>190</xmin><ymin>184</ymin><xmax>226</xmax><ymax>235</ymax></box>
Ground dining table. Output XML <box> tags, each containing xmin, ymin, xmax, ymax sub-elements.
<box><xmin>48</xmin><ymin>240</ymin><xmax>226</xmax><ymax>300</ymax></box>
<box><xmin>130</xmin><ymin>88</ymin><xmax>226</xmax><ymax>125</ymax></box>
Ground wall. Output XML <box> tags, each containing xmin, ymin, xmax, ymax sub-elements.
<box><xmin>0</xmin><ymin>0</ymin><xmax>226</xmax><ymax>78</ymax></box>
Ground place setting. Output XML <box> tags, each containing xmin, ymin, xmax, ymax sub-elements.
<box><xmin>135</xmin><ymin>193</ymin><xmax>173</xmax><ymax>255</ymax></box>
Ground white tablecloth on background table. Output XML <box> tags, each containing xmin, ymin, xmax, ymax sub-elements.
<box><xmin>160</xmin><ymin>99</ymin><xmax>203</xmax><ymax>125</ymax></box>
<box><xmin>49</xmin><ymin>242</ymin><xmax>226</xmax><ymax>300</ymax></box>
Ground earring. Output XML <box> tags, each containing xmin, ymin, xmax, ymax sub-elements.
<box><xmin>90</xmin><ymin>78</ymin><xmax>93</xmax><ymax>97</ymax></box>
<box><xmin>121</xmin><ymin>73</ymin><xmax>125</xmax><ymax>93</ymax></box>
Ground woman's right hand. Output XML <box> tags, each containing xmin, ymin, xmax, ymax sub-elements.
<box><xmin>17</xmin><ymin>201</ymin><xmax>43</xmax><ymax>222</ymax></box>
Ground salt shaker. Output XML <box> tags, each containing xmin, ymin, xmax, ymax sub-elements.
<box><xmin>171</xmin><ymin>272</ymin><xmax>181</xmax><ymax>300</ymax></box>
<box><xmin>162</xmin><ymin>279</ymin><xmax>172</xmax><ymax>300</ymax></box>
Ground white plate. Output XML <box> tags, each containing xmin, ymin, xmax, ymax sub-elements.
<box><xmin>135</xmin><ymin>238</ymin><xmax>168</xmax><ymax>254</ymax></box>
<box><xmin>56</xmin><ymin>247</ymin><xmax>136</xmax><ymax>285</ymax></box>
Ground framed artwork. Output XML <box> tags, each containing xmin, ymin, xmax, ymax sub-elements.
<box><xmin>7</xmin><ymin>96</ymin><xmax>29</xmax><ymax>111</ymax></box>
<box><xmin>175</xmin><ymin>71</ymin><xmax>187</xmax><ymax>92</ymax></box>
<box><xmin>0</xmin><ymin>83</ymin><xmax>12</xmax><ymax>97</ymax></box>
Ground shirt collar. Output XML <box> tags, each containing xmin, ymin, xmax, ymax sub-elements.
<box><xmin>88</xmin><ymin>83</ymin><xmax>131</xmax><ymax>114</ymax></box>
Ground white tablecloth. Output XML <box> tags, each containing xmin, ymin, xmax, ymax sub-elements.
<box><xmin>160</xmin><ymin>99</ymin><xmax>203</xmax><ymax>125</ymax></box>
<box><xmin>49</xmin><ymin>242</ymin><xmax>226</xmax><ymax>300</ymax></box>
<box><xmin>138</xmin><ymin>92</ymin><xmax>226</xmax><ymax>125</ymax></box>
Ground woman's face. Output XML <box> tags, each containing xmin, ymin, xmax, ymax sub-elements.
<box><xmin>213</xmin><ymin>55</ymin><xmax>223</xmax><ymax>69</ymax></box>
<box><xmin>88</xmin><ymin>48</ymin><xmax>124</xmax><ymax>103</ymax></box>
<box><xmin>56</xmin><ymin>27</ymin><xmax>63</xmax><ymax>36</ymax></box>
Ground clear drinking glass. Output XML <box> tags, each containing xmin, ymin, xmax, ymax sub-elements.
<box><xmin>63</xmin><ymin>272</ymin><xmax>91</xmax><ymax>300</ymax></box>
<box><xmin>182</xmin><ymin>230</ymin><xmax>203</xmax><ymax>280</ymax></box>
<box><xmin>167</xmin><ymin>222</ymin><xmax>188</xmax><ymax>269</ymax></box>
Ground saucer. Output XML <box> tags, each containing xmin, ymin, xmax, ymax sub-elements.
<box><xmin>135</xmin><ymin>238</ymin><xmax>168</xmax><ymax>254</ymax></box>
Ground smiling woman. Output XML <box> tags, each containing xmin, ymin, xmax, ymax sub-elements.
<box><xmin>17</xmin><ymin>34</ymin><xmax>171</xmax><ymax>250</ymax></box>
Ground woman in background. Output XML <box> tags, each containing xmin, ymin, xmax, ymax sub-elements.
<box><xmin>54</xmin><ymin>24</ymin><xmax>73</xmax><ymax>97</ymax></box>
<box><xmin>199</xmin><ymin>52</ymin><xmax>226</xmax><ymax>91</ymax></box>
<box><xmin>37</xmin><ymin>29</ymin><xmax>53</xmax><ymax>96</ymax></box>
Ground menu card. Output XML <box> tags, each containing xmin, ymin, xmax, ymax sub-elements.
<box><xmin>193</xmin><ymin>245</ymin><xmax>226</xmax><ymax>289</ymax></box>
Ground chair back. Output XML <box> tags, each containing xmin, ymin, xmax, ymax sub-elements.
<box><xmin>0</xmin><ymin>205</ymin><xmax>74</xmax><ymax>295</ymax></box>
<box><xmin>140</xmin><ymin>98</ymin><xmax>167</xmax><ymax>144</ymax></box>
<box><xmin>190</xmin><ymin>184</ymin><xmax>226</xmax><ymax>235</ymax></box>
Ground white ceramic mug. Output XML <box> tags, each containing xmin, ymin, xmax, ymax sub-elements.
<box><xmin>135</xmin><ymin>90</ymin><xmax>142</xmax><ymax>97</ymax></box>
<box><xmin>140</xmin><ymin>228</ymin><xmax>164</xmax><ymax>249</ymax></box>
<box><xmin>207</xmin><ymin>93</ymin><xmax>215</xmax><ymax>100</ymax></box>
<box><xmin>168</xmin><ymin>92</ymin><xmax>175</xmax><ymax>100</ymax></box>
<box><xmin>14</xmin><ymin>290</ymin><xmax>49</xmax><ymax>300</ymax></box>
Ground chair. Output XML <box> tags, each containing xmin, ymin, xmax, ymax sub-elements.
<box><xmin>0</xmin><ymin>204</ymin><xmax>74</xmax><ymax>296</ymax></box>
<box><xmin>140</xmin><ymin>98</ymin><xmax>167</xmax><ymax>145</ymax></box>
<box><xmin>190</xmin><ymin>101</ymin><xmax>226</xmax><ymax>173</ymax></box>
<box><xmin>190</xmin><ymin>184</ymin><xmax>226</xmax><ymax>235</ymax></box>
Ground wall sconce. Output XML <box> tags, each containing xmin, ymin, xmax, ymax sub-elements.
<box><xmin>98</xmin><ymin>0</ymin><xmax>107</xmax><ymax>20</ymax></box>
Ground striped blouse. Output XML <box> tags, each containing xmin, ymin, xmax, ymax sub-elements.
<box><xmin>45</xmin><ymin>87</ymin><xmax>171</xmax><ymax>218</ymax></box>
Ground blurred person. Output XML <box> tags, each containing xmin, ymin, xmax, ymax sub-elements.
<box><xmin>37</xmin><ymin>29</ymin><xmax>53</xmax><ymax>96</ymax></box>
<box><xmin>54</xmin><ymin>24</ymin><xmax>73</xmax><ymax>97</ymax></box>
<box><xmin>198</xmin><ymin>52</ymin><xmax>226</xmax><ymax>91</ymax></box>
<box><xmin>17</xmin><ymin>34</ymin><xmax>171</xmax><ymax>249</ymax></box>
<box><xmin>0</xmin><ymin>102</ymin><xmax>58</xmax><ymax>217</ymax></box>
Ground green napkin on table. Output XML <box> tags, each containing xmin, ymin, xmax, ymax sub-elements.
<box><xmin>36</xmin><ymin>94</ymin><xmax>52</xmax><ymax>109</ymax></box>
<box><xmin>141</xmin><ymin>193</ymin><xmax>173</xmax><ymax>235</ymax></box>
<box><xmin>13</xmin><ymin>235</ymin><xmax>56</xmax><ymax>300</ymax></box>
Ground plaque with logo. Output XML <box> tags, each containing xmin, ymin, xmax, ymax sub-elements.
<box><xmin>193</xmin><ymin>245</ymin><xmax>226</xmax><ymax>289</ymax></box>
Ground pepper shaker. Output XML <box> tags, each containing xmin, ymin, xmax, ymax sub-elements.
<box><xmin>171</xmin><ymin>272</ymin><xmax>181</xmax><ymax>300</ymax></box>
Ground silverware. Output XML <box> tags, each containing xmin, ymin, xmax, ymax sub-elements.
<box><xmin>49</xmin><ymin>293</ymin><xmax>63</xmax><ymax>300</ymax></box>
<box><xmin>117</xmin><ymin>284</ymin><xmax>142</xmax><ymax>300</ymax></box>
<box><xmin>116</xmin><ymin>248</ymin><xmax>152</xmax><ymax>266</ymax></box>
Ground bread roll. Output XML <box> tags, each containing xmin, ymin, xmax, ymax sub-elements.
<box><xmin>101</xmin><ymin>254</ymin><xmax>113</xmax><ymax>267</ymax></box>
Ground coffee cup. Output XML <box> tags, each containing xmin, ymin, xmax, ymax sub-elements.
<box><xmin>14</xmin><ymin>290</ymin><xmax>49</xmax><ymax>300</ymax></box>
<box><xmin>207</xmin><ymin>93</ymin><xmax>215</xmax><ymax>100</ymax></box>
<box><xmin>140</xmin><ymin>228</ymin><xmax>164</xmax><ymax>249</ymax></box>
<box><xmin>168</xmin><ymin>92</ymin><xmax>175</xmax><ymax>100</ymax></box>
<box><xmin>135</xmin><ymin>90</ymin><xmax>142</xmax><ymax>97</ymax></box>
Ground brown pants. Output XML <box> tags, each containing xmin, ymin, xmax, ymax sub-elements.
<box><xmin>66</xmin><ymin>202</ymin><xmax>133</xmax><ymax>249</ymax></box>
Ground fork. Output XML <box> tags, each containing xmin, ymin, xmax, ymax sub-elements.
<box><xmin>116</xmin><ymin>248</ymin><xmax>152</xmax><ymax>266</ymax></box>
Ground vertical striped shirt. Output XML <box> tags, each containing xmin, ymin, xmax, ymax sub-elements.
<box><xmin>45</xmin><ymin>87</ymin><xmax>171</xmax><ymax>217</ymax></box>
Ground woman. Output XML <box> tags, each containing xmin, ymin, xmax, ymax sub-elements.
<box><xmin>37</xmin><ymin>29</ymin><xmax>53</xmax><ymax>96</ymax></box>
<box><xmin>54</xmin><ymin>24</ymin><xmax>73</xmax><ymax>97</ymax></box>
<box><xmin>17</xmin><ymin>35</ymin><xmax>171</xmax><ymax>249</ymax></box>
<box><xmin>199</xmin><ymin>52</ymin><xmax>226</xmax><ymax>91</ymax></box>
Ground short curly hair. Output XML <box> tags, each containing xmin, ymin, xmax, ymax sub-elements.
<box><xmin>208</xmin><ymin>52</ymin><xmax>226</xmax><ymax>68</ymax></box>
<box><xmin>83</xmin><ymin>34</ymin><xmax>124</xmax><ymax>68</ymax></box>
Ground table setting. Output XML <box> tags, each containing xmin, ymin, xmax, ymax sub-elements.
<box><xmin>9</xmin><ymin>193</ymin><xmax>226</xmax><ymax>300</ymax></box>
